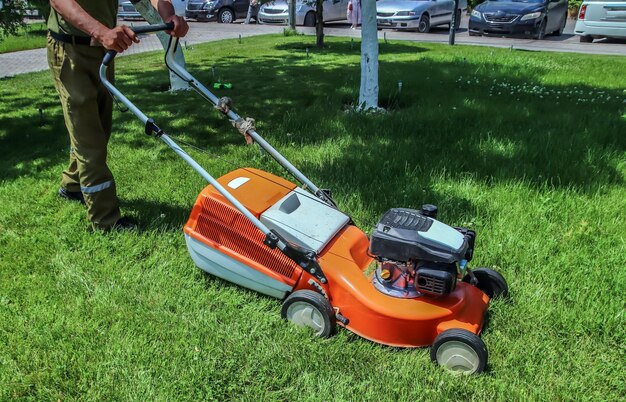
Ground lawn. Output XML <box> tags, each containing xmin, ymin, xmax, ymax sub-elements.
<box><xmin>0</xmin><ymin>22</ymin><xmax>47</xmax><ymax>54</ymax></box>
<box><xmin>0</xmin><ymin>35</ymin><xmax>624</xmax><ymax>400</ymax></box>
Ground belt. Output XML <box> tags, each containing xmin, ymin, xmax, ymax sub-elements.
<box><xmin>49</xmin><ymin>30</ymin><xmax>92</xmax><ymax>46</ymax></box>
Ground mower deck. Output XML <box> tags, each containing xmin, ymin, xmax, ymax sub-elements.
<box><xmin>184</xmin><ymin>168</ymin><xmax>490</xmax><ymax>348</ymax></box>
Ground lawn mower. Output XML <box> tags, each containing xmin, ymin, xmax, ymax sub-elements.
<box><xmin>100</xmin><ymin>23</ymin><xmax>508</xmax><ymax>375</ymax></box>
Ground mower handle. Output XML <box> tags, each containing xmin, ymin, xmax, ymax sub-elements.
<box><xmin>102</xmin><ymin>22</ymin><xmax>174</xmax><ymax>66</ymax></box>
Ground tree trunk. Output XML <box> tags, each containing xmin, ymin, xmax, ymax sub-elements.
<box><xmin>448</xmin><ymin>0</ymin><xmax>460</xmax><ymax>45</ymax></box>
<box><xmin>358</xmin><ymin>0</ymin><xmax>378</xmax><ymax>110</ymax></box>
<box><xmin>288</xmin><ymin>0</ymin><xmax>296</xmax><ymax>29</ymax></box>
<box><xmin>315</xmin><ymin>0</ymin><xmax>324</xmax><ymax>48</ymax></box>
<box><xmin>133</xmin><ymin>0</ymin><xmax>190</xmax><ymax>91</ymax></box>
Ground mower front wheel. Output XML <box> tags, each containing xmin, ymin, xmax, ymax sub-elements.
<box><xmin>464</xmin><ymin>267</ymin><xmax>508</xmax><ymax>299</ymax></box>
<box><xmin>431</xmin><ymin>329</ymin><xmax>488</xmax><ymax>375</ymax></box>
<box><xmin>281</xmin><ymin>290</ymin><xmax>336</xmax><ymax>338</ymax></box>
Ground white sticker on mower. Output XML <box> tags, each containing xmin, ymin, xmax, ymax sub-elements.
<box><xmin>227</xmin><ymin>177</ymin><xmax>250</xmax><ymax>189</ymax></box>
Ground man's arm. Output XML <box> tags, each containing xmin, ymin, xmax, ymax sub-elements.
<box><xmin>50</xmin><ymin>0</ymin><xmax>139</xmax><ymax>52</ymax></box>
<box><xmin>151</xmin><ymin>0</ymin><xmax>189</xmax><ymax>37</ymax></box>
<box><xmin>49</xmin><ymin>0</ymin><xmax>188</xmax><ymax>53</ymax></box>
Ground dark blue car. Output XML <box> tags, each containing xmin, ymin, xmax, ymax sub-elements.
<box><xmin>468</xmin><ymin>0</ymin><xmax>568</xmax><ymax>39</ymax></box>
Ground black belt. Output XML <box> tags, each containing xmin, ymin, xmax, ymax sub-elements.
<box><xmin>49</xmin><ymin>30</ymin><xmax>92</xmax><ymax>46</ymax></box>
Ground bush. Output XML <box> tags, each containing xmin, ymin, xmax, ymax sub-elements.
<box><xmin>29</xmin><ymin>0</ymin><xmax>50</xmax><ymax>20</ymax></box>
<box><xmin>282</xmin><ymin>27</ymin><xmax>302</xmax><ymax>37</ymax></box>
<box><xmin>568</xmin><ymin>0</ymin><xmax>582</xmax><ymax>17</ymax></box>
<box><xmin>0</xmin><ymin>0</ymin><xmax>26</xmax><ymax>38</ymax></box>
<box><xmin>468</xmin><ymin>0</ymin><xmax>483</xmax><ymax>10</ymax></box>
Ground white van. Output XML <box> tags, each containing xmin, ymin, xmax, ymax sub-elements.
<box><xmin>575</xmin><ymin>1</ymin><xmax>626</xmax><ymax>42</ymax></box>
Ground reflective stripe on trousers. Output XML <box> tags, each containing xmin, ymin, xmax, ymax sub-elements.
<box><xmin>81</xmin><ymin>180</ymin><xmax>114</xmax><ymax>194</ymax></box>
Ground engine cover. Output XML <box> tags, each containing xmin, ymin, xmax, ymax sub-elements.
<box><xmin>369</xmin><ymin>208</ymin><xmax>468</xmax><ymax>263</ymax></box>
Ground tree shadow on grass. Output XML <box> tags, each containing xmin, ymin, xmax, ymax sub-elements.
<box><xmin>274</xmin><ymin>40</ymin><xmax>429</xmax><ymax>56</ymax></box>
<box><xmin>1</xmin><ymin>38</ymin><xmax>624</xmax><ymax>228</ymax></box>
<box><xmin>0</xmin><ymin>78</ymin><xmax>68</xmax><ymax>182</ymax></box>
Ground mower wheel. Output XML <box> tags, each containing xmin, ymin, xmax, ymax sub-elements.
<box><xmin>464</xmin><ymin>268</ymin><xmax>509</xmax><ymax>299</ymax></box>
<box><xmin>281</xmin><ymin>290</ymin><xmax>336</xmax><ymax>338</ymax></box>
<box><xmin>431</xmin><ymin>329</ymin><xmax>488</xmax><ymax>375</ymax></box>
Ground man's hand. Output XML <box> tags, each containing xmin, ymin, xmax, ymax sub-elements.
<box><xmin>164</xmin><ymin>14</ymin><xmax>189</xmax><ymax>37</ymax></box>
<box><xmin>95</xmin><ymin>25</ymin><xmax>140</xmax><ymax>53</ymax></box>
<box><xmin>153</xmin><ymin>0</ymin><xmax>189</xmax><ymax>37</ymax></box>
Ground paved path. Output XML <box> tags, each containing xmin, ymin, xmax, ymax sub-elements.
<box><xmin>1</xmin><ymin>19</ymin><xmax>624</xmax><ymax>78</ymax></box>
<box><xmin>0</xmin><ymin>23</ymin><xmax>284</xmax><ymax>78</ymax></box>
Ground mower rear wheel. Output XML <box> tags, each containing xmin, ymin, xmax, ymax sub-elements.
<box><xmin>281</xmin><ymin>290</ymin><xmax>336</xmax><ymax>338</ymax></box>
<box><xmin>464</xmin><ymin>267</ymin><xmax>509</xmax><ymax>299</ymax></box>
<box><xmin>431</xmin><ymin>329</ymin><xmax>488</xmax><ymax>375</ymax></box>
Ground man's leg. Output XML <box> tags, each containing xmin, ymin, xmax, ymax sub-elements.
<box><xmin>48</xmin><ymin>36</ymin><xmax>121</xmax><ymax>230</ymax></box>
<box><xmin>48</xmin><ymin>36</ymin><xmax>81</xmax><ymax>195</ymax></box>
<box><xmin>61</xmin><ymin>154</ymin><xmax>80</xmax><ymax>193</ymax></box>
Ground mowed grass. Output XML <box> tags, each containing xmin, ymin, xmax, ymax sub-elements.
<box><xmin>0</xmin><ymin>22</ymin><xmax>47</xmax><ymax>54</ymax></box>
<box><xmin>1</xmin><ymin>35</ymin><xmax>625</xmax><ymax>400</ymax></box>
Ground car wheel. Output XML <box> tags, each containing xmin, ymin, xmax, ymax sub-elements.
<box><xmin>304</xmin><ymin>11</ymin><xmax>316</xmax><ymax>27</ymax></box>
<box><xmin>534</xmin><ymin>18</ymin><xmax>546</xmax><ymax>40</ymax></box>
<box><xmin>430</xmin><ymin>329</ymin><xmax>488</xmax><ymax>375</ymax></box>
<box><xmin>454</xmin><ymin>9</ymin><xmax>462</xmax><ymax>30</ymax></box>
<box><xmin>417</xmin><ymin>14</ymin><xmax>430</xmax><ymax>33</ymax></box>
<box><xmin>281</xmin><ymin>290</ymin><xmax>336</xmax><ymax>338</ymax></box>
<box><xmin>217</xmin><ymin>8</ymin><xmax>234</xmax><ymax>23</ymax></box>
<box><xmin>580</xmin><ymin>35</ymin><xmax>593</xmax><ymax>43</ymax></box>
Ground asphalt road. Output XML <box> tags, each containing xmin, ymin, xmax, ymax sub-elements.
<box><xmin>318</xmin><ymin>17</ymin><xmax>626</xmax><ymax>56</ymax></box>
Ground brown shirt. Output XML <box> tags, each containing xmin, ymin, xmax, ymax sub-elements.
<box><xmin>48</xmin><ymin>0</ymin><xmax>118</xmax><ymax>37</ymax></box>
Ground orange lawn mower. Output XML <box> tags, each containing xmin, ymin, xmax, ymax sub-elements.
<box><xmin>101</xmin><ymin>23</ymin><xmax>508</xmax><ymax>375</ymax></box>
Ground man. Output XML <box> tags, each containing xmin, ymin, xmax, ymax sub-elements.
<box><xmin>48</xmin><ymin>0</ymin><xmax>188</xmax><ymax>230</ymax></box>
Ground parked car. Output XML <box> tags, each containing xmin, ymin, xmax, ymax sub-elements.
<box><xmin>118</xmin><ymin>0</ymin><xmax>144</xmax><ymax>20</ymax></box>
<box><xmin>185</xmin><ymin>0</ymin><xmax>258</xmax><ymax>23</ymax></box>
<box><xmin>376</xmin><ymin>0</ymin><xmax>468</xmax><ymax>32</ymax></box>
<box><xmin>469</xmin><ymin>0</ymin><xmax>568</xmax><ymax>39</ymax></box>
<box><xmin>258</xmin><ymin>0</ymin><xmax>349</xmax><ymax>26</ymax></box>
<box><xmin>574</xmin><ymin>1</ymin><xmax>626</xmax><ymax>42</ymax></box>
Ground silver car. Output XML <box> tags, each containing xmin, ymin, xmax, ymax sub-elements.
<box><xmin>377</xmin><ymin>0</ymin><xmax>467</xmax><ymax>32</ymax></box>
<box><xmin>118</xmin><ymin>0</ymin><xmax>144</xmax><ymax>20</ymax></box>
<box><xmin>574</xmin><ymin>0</ymin><xmax>626</xmax><ymax>42</ymax></box>
<box><xmin>258</xmin><ymin>0</ymin><xmax>349</xmax><ymax>26</ymax></box>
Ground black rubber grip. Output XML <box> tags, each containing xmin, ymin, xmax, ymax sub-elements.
<box><xmin>103</xmin><ymin>50</ymin><xmax>117</xmax><ymax>66</ymax></box>
<box><xmin>131</xmin><ymin>22</ymin><xmax>174</xmax><ymax>35</ymax></box>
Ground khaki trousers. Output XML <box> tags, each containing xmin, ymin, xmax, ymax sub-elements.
<box><xmin>47</xmin><ymin>35</ymin><xmax>121</xmax><ymax>230</ymax></box>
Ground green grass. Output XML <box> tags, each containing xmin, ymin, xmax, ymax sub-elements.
<box><xmin>0</xmin><ymin>22</ymin><xmax>47</xmax><ymax>54</ymax></box>
<box><xmin>1</xmin><ymin>35</ymin><xmax>625</xmax><ymax>400</ymax></box>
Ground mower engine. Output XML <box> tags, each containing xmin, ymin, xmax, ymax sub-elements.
<box><xmin>369</xmin><ymin>205</ymin><xmax>475</xmax><ymax>298</ymax></box>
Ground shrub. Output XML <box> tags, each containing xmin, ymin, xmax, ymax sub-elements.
<box><xmin>283</xmin><ymin>27</ymin><xmax>302</xmax><ymax>37</ymax></box>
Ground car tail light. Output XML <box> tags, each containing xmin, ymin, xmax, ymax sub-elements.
<box><xmin>578</xmin><ymin>4</ymin><xmax>587</xmax><ymax>20</ymax></box>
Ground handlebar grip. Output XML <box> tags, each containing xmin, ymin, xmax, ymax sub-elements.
<box><xmin>103</xmin><ymin>50</ymin><xmax>117</xmax><ymax>66</ymax></box>
<box><xmin>101</xmin><ymin>22</ymin><xmax>174</xmax><ymax>66</ymax></box>
<box><xmin>131</xmin><ymin>22</ymin><xmax>175</xmax><ymax>35</ymax></box>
